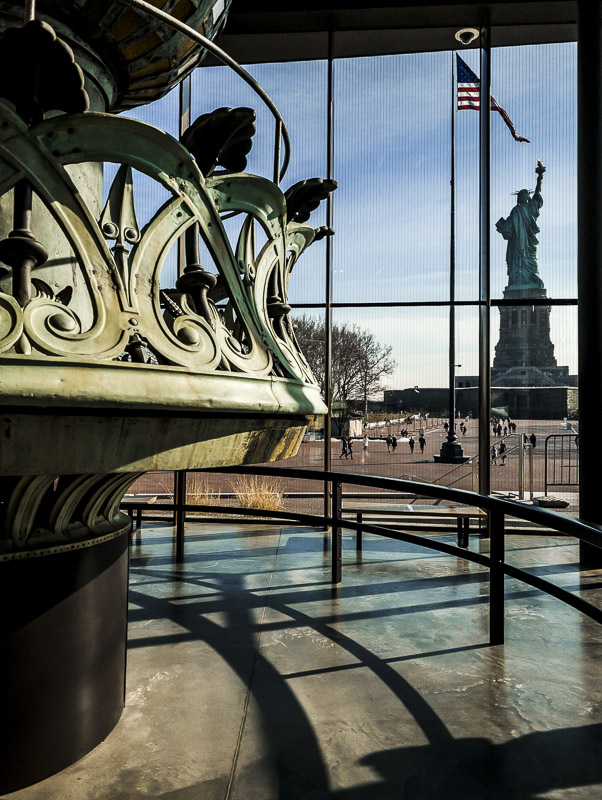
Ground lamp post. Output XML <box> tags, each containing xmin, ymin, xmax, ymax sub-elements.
<box><xmin>435</xmin><ymin>54</ymin><xmax>469</xmax><ymax>465</ymax></box>
<box><xmin>435</xmin><ymin>363</ymin><xmax>469</xmax><ymax>463</ymax></box>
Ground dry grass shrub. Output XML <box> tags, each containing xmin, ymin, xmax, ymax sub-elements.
<box><xmin>159</xmin><ymin>477</ymin><xmax>174</xmax><ymax>502</ymax></box>
<box><xmin>187</xmin><ymin>474</ymin><xmax>221</xmax><ymax>510</ymax></box>
<box><xmin>230</xmin><ymin>475</ymin><xmax>285</xmax><ymax>512</ymax></box>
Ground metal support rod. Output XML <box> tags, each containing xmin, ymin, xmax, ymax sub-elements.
<box><xmin>323</xmin><ymin>29</ymin><xmax>335</xmax><ymax>526</ymax></box>
<box><xmin>24</xmin><ymin>0</ymin><xmax>36</xmax><ymax>21</ymax></box>
<box><xmin>489</xmin><ymin>509</ymin><xmax>505</xmax><ymax>645</ymax></box>
<box><xmin>175</xmin><ymin>469</ymin><xmax>186</xmax><ymax>562</ymax></box>
<box><xmin>478</xmin><ymin>16</ymin><xmax>492</xmax><ymax>496</ymax></box>
<box><xmin>14</xmin><ymin>180</ymin><xmax>32</xmax><ymax>232</ymax></box>
<box><xmin>577</xmin><ymin>0</ymin><xmax>602</xmax><ymax>566</ymax></box>
<box><xmin>120</xmin><ymin>0</ymin><xmax>291</xmax><ymax>181</ymax></box>
<box><xmin>12</xmin><ymin>180</ymin><xmax>35</xmax><ymax>307</ymax></box>
<box><xmin>544</xmin><ymin>437</ymin><xmax>549</xmax><ymax>495</ymax></box>
<box><xmin>177</xmin><ymin>75</ymin><xmax>191</xmax><ymax>278</ymax></box>
<box><xmin>356</xmin><ymin>511</ymin><xmax>363</xmax><ymax>551</ymax></box>
<box><xmin>331</xmin><ymin>479</ymin><xmax>342</xmax><ymax>583</ymax></box>
<box><xmin>528</xmin><ymin>444</ymin><xmax>534</xmax><ymax>500</ymax></box>
<box><xmin>273</xmin><ymin>119</ymin><xmax>282</xmax><ymax>185</ymax></box>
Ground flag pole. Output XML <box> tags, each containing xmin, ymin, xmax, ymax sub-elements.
<box><xmin>449</xmin><ymin>50</ymin><xmax>456</xmax><ymax>441</ymax></box>
<box><xmin>436</xmin><ymin>51</ymin><xmax>468</xmax><ymax>463</ymax></box>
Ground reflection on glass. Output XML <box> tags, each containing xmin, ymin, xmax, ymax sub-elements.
<box><xmin>118</xmin><ymin>41</ymin><xmax>579</xmax><ymax>507</ymax></box>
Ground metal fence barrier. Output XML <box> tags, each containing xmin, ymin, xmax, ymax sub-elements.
<box><xmin>545</xmin><ymin>433</ymin><xmax>579</xmax><ymax>494</ymax></box>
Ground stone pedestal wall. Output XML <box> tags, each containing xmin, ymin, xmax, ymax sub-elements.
<box><xmin>493</xmin><ymin>287</ymin><xmax>557</xmax><ymax>371</ymax></box>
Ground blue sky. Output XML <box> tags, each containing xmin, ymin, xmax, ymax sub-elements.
<box><xmin>118</xmin><ymin>42</ymin><xmax>578</xmax><ymax>389</ymax></box>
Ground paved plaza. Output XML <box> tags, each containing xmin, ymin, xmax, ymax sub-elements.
<box><xmin>131</xmin><ymin>418</ymin><xmax>578</xmax><ymax>515</ymax></box>
<box><xmin>6</xmin><ymin>521</ymin><xmax>601</xmax><ymax>799</ymax></box>
<box><xmin>307</xmin><ymin>418</ymin><xmax>576</xmax><ymax>495</ymax></box>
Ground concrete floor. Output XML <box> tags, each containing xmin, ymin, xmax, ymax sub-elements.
<box><xmin>7</xmin><ymin>522</ymin><xmax>602</xmax><ymax>799</ymax></box>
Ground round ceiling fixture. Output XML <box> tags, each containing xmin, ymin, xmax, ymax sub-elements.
<box><xmin>455</xmin><ymin>28</ymin><xmax>480</xmax><ymax>46</ymax></box>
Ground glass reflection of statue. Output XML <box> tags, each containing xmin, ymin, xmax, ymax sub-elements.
<box><xmin>496</xmin><ymin>161</ymin><xmax>546</xmax><ymax>289</ymax></box>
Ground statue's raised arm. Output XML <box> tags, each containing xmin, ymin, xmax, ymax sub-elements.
<box><xmin>495</xmin><ymin>162</ymin><xmax>546</xmax><ymax>290</ymax></box>
<box><xmin>533</xmin><ymin>160</ymin><xmax>545</xmax><ymax>205</ymax></box>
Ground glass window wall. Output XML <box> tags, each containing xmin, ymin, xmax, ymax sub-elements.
<box><xmin>125</xmin><ymin>39</ymin><xmax>579</xmax><ymax>508</ymax></box>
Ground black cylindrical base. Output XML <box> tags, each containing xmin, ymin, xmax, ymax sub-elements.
<box><xmin>434</xmin><ymin>440</ymin><xmax>470</xmax><ymax>464</ymax></box>
<box><xmin>0</xmin><ymin>534</ymin><xmax>129</xmax><ymax>793</ymax></box>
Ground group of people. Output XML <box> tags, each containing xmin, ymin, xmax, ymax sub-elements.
<box><xmin>340</xmin><ymin>420</ymin><xmax>538</xmax><ymax>466</ymax></box>
<box><xmin>492</xmin><ymin>419</ymin><xmax>517</xmax><ymax>437</ymax></box>
<box><xmin>490</xmin><ymin>441</ymin><xmax>508</xmax><ymax>465</ymax></box>
<box><xmin>524</xmin><ymin>432</ymin><xmax>537</xmax><ymax>449</ymax></box>
<box><xmin>339</xmin><ymin>435</ymin><xmax>372</xmax><ymax>459</ymax></box>
<box><xmin>339</xmin><ymin>435</ymin><xmax>354</xmax><ymax>459</ymax></box>
<box><xmin>385</xmin><ymin>433</ymin><xmax>427</xmax><ymax>454</ymax></box>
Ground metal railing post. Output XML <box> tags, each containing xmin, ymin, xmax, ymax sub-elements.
<box><xmin>518</xmin><ymin>437</ymin><xmax>525</xmax><ymax>500</ymax></box>
<box><xmin>489</xmin><ymin>509</ymin><xmax>505</xmax><ymax>645</ymax></box>
<box><xmin>528</xmin><ymin>444</ymin><xmax>534</xmax><ymax>499</ymax></box>
<box><xmin>323</xmin><ymin>29</ymin><xmax>335</xmax><ymax>530</ymax></box>
<box><xmin>175</xmin><ymin>469</ymin><xmax>186</xmax><ymax>562</ymax></box>
<box><xmin>472</xmin><ymin>456</ymin><xmax>478</xmax><ymax>492</ymax></box>
<box><xmin>544</xmin><ymin>436</ymin><xmax>549</xmax><ymax>495</ymax></box>
<box><xmin>332</xmin><ymin>479</ymin><xmax>342</xmax><ymax>583</ymax></box>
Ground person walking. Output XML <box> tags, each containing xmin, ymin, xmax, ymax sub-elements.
<box><xmin>409</xmin><ymin>436</ymin><xmax>415</xmax><ymax>454</ymax></box>
<box><xmin>348</xmin><ymin>437</ymin><xmax>354</xmax><ymax>459</ymax></box>
<box><xmin>503</xmin><ymin>425</ymin><xmax>508</xmax><ymax>437</ymax></box>
<box><xmin>499</xmin><ymin>441</ymin><xmax>507</xmax><ymax>465</ymax></box>
<box><xmin>340</xmin><ymin>436</ymin><xmax>348</xmax><ymax>459</ymax></box>
<box><xmin>419</xmin><ymin>434</ymin><xmax>426</xmax><ymax>454</ymax></box>
<box><xmin>444</xmin><ymin>421</ymin><xmax>449</xmax><ymax>433</ymax></box>
<box><xmin>391</xmin><ymin>434</ymin><xmax>398</xmax><ymax>453</ymax></box>
<box><xmin>386</xmin><ymin>434</ymin><xmax>392</xmax><ymax>452</ymax></box>
<box><xmin>529</xmin><ymin>433</ymin><xmax>536</xmax><ymax>449</ymax></box>
<box><xmin>363</xmin><ymin>434</ymin><xmax>369</xmax><ymax>453</ymax></box>
<box><xmin>491</xmin><ymin>444</ymin><xmax>498</xmax><ymax>464</ymax></box>
<box><xmin>462</xmin><ymin>424</ymin><xmax>467</xmax><ymax>437</ymax></box>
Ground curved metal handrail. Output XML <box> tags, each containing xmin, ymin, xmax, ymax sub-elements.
<box><xmin>212</xmin><ymin>465</ymin><xmax>601</xmax><ymax>638</ymax></box>
<box><xmin>215</xmin><ymin>465</ymin><xmax>602</xmax><ymax>547</ymax></box>
<box><xmin>126</xmin><ymin>465</ymin><xmax>602</xmax><ymax>643</ymax></box>
<box><xmin>118</xmin><ymin>0</ymin><xmax>291</xmax><ymax>183</ymax></box>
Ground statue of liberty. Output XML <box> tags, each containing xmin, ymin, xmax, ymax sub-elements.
<box><xmin>496</xmin><ymin>161</ymin><xmax>546</xmax><ymax>289</ymax></box>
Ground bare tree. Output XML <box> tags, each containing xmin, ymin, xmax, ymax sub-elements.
<box><xmin>293</xmin><ymin>315</ymin><xmax>396</xmax><ymax>432</ymax></box>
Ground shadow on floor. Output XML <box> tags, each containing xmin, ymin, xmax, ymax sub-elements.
<box><xmin>126</xmin><ymin>528</ymin><xmax>602</xmax><ymax>800</ymax></box>
<box><xmin>336</xmin><ymin>724</ymin><xmax>602</xmax><ymax>799</ymax></box>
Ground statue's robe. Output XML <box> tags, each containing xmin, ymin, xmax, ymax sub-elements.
<box><xmin>496</xmin><ymin>194</ymin><xmax>544</xmax><ymax>289</ymax></box>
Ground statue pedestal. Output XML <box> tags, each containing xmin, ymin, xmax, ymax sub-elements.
<box><xmin>493</xmin><ymin>287</ymin><xmax>557</xmax><ymax>373</ymax></box>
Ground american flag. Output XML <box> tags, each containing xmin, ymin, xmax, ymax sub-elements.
<box><xmin>456</xmin><ymin>54</ymin><xmax>530</xmax><ymax>143</ymax></box>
